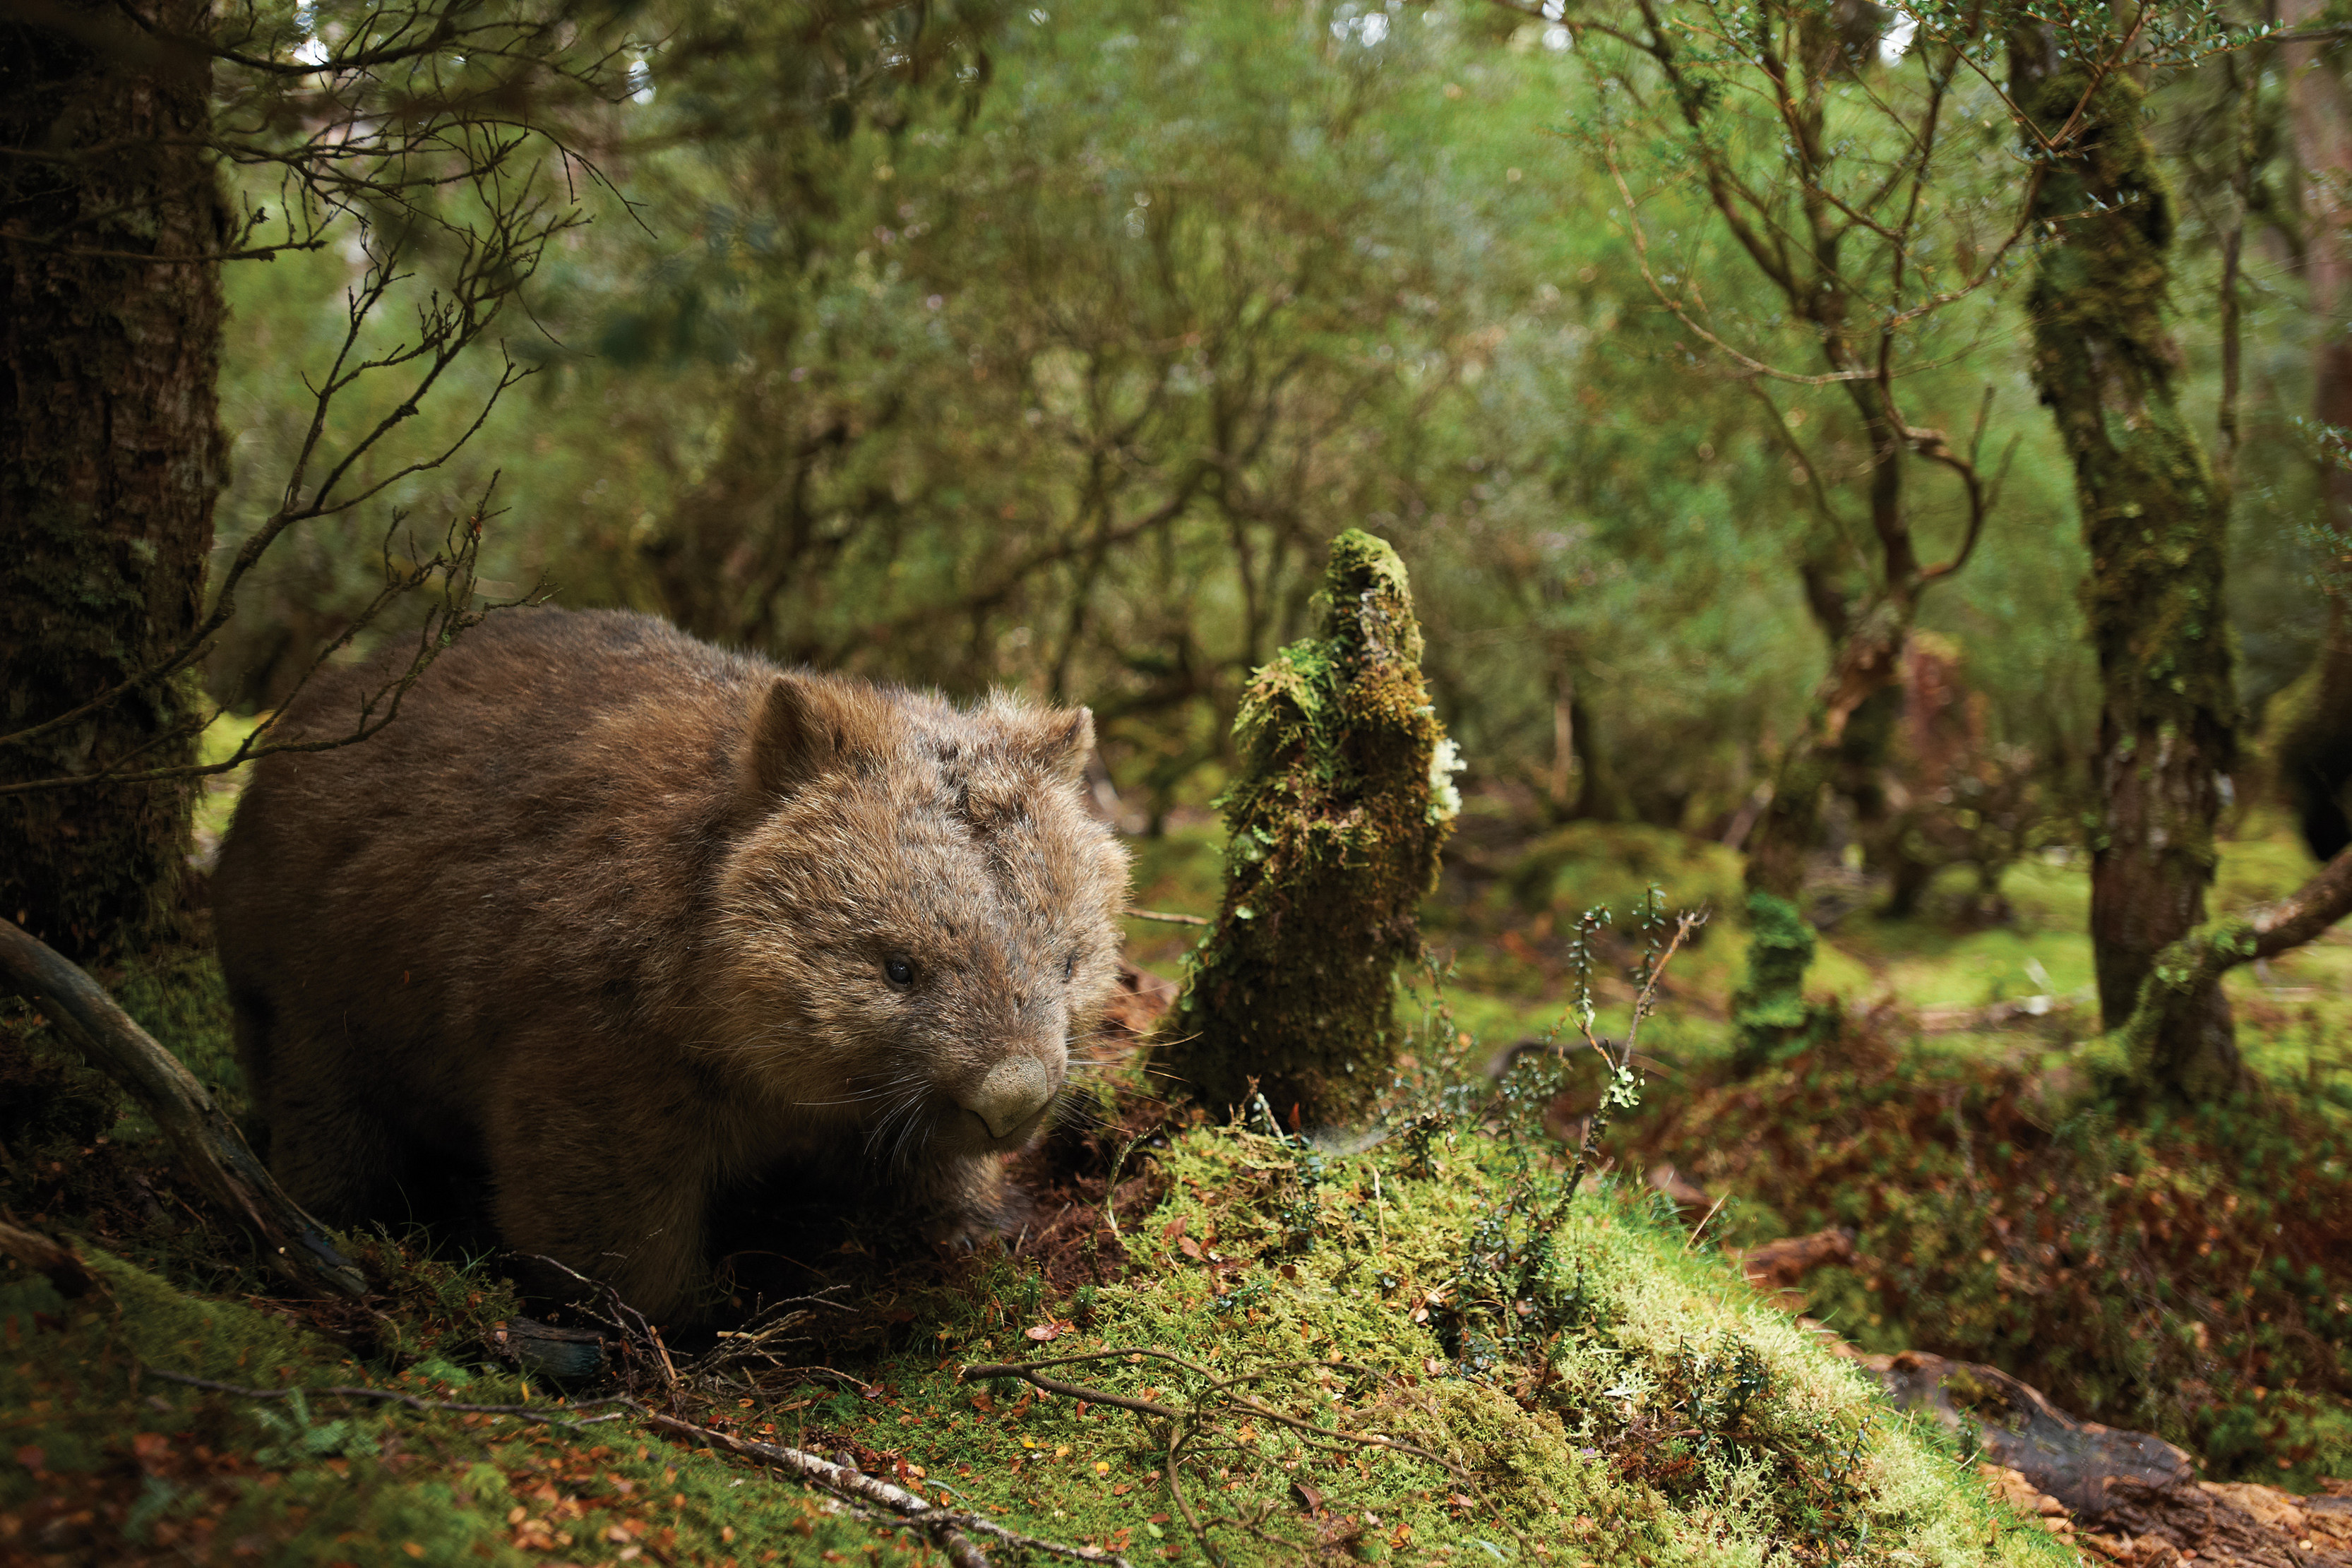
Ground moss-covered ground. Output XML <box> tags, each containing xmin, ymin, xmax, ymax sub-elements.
<box><xmin>6</xmin><ymin>910</ymin><xmax>2081</xmax><ymax>1564</ymax></box>
<box><xmin>8</xmin><ymin>789</ymin><xmax>2347</xmax><ymax>1562</ymax></box>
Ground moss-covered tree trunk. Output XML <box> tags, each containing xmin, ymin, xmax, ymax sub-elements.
<box><xmin>1155</xmin><ymin>531</ymin><xmax>1458</xmax><ymax>1127</ymax></box>
<box><xmin>0</xmin><ymin>0</ymin><xmax>227</xmax><ymax>964</ymax></box>
<box><xmin>2012</xmin><ymin>46</ymin><xmax>2240</xmax><ymax>1098</ymax></box>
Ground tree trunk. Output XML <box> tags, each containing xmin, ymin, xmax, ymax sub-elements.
<box><xmin>2279</xmin><ymin>6</ymin><xmax>2352</xmax><ymax>866</ymax></box>
<box><xmin>0</xmin><ymin>0</ymin><xmax>227</xmax><ymax>964</ymax></box>
<box><xmin>2012</xmin><ymin>46</ymin><xmax>2240</xmax><ymax>1096</ymax></box>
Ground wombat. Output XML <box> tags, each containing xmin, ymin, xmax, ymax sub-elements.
<box><xmin>212</xmin><ymin>606</ymin><xmax>1129</xmax><ymax>1321</ymax></box>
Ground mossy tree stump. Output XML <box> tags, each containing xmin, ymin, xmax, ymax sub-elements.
<box><xmin>1154</xmin><ymin>530</ymin><xmax>1459</xmax><ymax>1128</ymax></box>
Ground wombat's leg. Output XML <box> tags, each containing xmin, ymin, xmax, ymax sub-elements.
<box><xmin>909</xmin><ymin>1153</ymin><xmax>1017</xmax><ymax>1250</ymax></box>
<box><xmin>487</xmin><ymin>1103</ymin><xmax>715</xmax><ymax>1324</ymax></box>
<box><xmin>251</xmin><ymin>1039</ymin><xmax>413</xmax><ymax>1223</ymax></box>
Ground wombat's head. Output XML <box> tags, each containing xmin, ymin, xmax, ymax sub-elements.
<box><xmin>710</xmin><ymin>672</ymin><xmax>1130</xmax><ymax>1170</ymax></box>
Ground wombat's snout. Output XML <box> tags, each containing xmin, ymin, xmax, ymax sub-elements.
<box><xmin>961</xmin><ymin>1056</ymin><xmax>1059</xmax><ymax>1139</ymax></box>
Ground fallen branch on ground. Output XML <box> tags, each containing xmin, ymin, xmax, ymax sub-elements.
<box><xmin>0</xmin><ymin>918</ymin><xmax>365</xmax><ymax>1299</ymax></box>
<box><xmin>143</xmin><ymin>1369</ymin><xmax>635</xmax><ymax>1428</ymax></box>
<box><xmin>643</xmin><ymin>1409</ymin><xmax>1133</xmax><ymax>1568</ymax></box>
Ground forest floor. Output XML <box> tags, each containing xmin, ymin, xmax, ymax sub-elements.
<box><xmin>3</xmin><ymin>785</ymin><xmax>2348</xmax><ymax>1566</ymax></box>
<box><xmin>1126</xmin><ymin>798</ymin><xmax>2352</xmax><ymax>1494</ymax></box>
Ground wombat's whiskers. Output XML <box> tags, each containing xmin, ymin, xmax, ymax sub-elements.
<box><xmin>862</xmin><ymin>1070</ymin><xmax>936</xmax><ymax>1173</ymax></box>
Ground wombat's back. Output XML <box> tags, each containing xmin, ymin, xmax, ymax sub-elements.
<box><xmin>214</xmin><ymin>611</ymin><xmax>757</xmax><ymax>1197</ymax></box>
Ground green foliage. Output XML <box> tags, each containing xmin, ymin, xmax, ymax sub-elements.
<box><xmin>1731</xmin><ymin>892</ymin><xmax>1842</xmax><ymax>1074</ymax></box>
<box><xmin>1619</xmin><ymin>1046</ymin><xmax>2352</xmax><ymax>1488</ymax></box>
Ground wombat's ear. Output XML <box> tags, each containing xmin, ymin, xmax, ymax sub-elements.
<box><xmin>741</xmin><ymin>674</ymin><xmax>850</xmax><ymax>806</ymax></box>
<box><xmin>1032</xmin><ymin>706</ymin><xmax>1095</xmax><ymax>787</ymax></box>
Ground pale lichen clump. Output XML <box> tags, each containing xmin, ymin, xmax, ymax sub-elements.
<box><xmin>1156</xmin><ymin>530</ymin><xmax>1459</xmax><ymax>1127</ymax></box>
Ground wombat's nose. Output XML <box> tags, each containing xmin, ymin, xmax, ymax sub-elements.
<box><xmin>962</xmin><ymin>1057</ymin><xmax>1054</xmax><ymax>1139</ymax></box>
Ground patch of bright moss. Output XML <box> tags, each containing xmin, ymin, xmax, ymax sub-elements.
<box><xmin>783</xmin><ymin>1120</ymin><xmax>2074</xmax><ymax>1567</ymax></box>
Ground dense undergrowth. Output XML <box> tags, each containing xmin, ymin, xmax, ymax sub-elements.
<box><xmin>1611</xmin><ymin>1036</ymin><xmax>2352</xmax><ymax>1490</ymax></box>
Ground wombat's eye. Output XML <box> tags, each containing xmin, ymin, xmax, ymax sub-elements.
<box><xmin>1063</xmin><ymin>950</ymin><xmax>1078</xmax><ymax>983</ymax></box>
<box><xmin>883</xmin><ymin>954</ymin><xmax>916</xmax><ymax>988</ymax></box>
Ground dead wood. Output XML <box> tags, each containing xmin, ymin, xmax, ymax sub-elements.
<box><xmin>0</xmin><ymin>916</ymin><xmax>364</xmax><ymax>1298</ymax></box>
<box><xmin>0</xmin><ymin>1221</ymin><xmax>97</xmax><ymax>1298</ymax></box>
<box><xmin>1731</xmin><ymin>1226</ymin><xmax>1857</xmax><ymax>1291</ymax></box>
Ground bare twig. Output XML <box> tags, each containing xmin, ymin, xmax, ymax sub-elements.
<box><xmin>1560</xmin><ymin>911</ymin><xmax>1705</xmax><ymax>1210</ymax></box>
<box><xmin>0</xmin><ymin>482</ymin><xmax>542</xmax><ymax>796</ymax></box>
<box><xmin>1100</xmin><ymin>1130</ymin><xmax>1150</xmax><ymax>1244</ymax></box>
<box><xmin>958</xmin><ymin>1362</ymin><xmax>1181</xmax><ymax>1420</ymax></box>
<box><xmin>1125</xmin><ymin>909</ymin><xmax>1210</xmax><ymax>927</ymax></box>
<box><xmin>959</xmin><ymin>1349</ymin><xmax>1468</xmax><ymax>1477</ymax></box>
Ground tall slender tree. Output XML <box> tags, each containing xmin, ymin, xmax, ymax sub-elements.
<box><xmin>2010</xmin><ymin>28</ymin><xmax>2241</xmax><ymax>1096</ymax></box>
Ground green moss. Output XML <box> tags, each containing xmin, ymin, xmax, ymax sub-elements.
<box><xmin>1</xmin><ymin>1240</ymin><xmax>908</xmax><ymax>1564</ymax></box>
<box><xmin>787</xmin><ymin>1120</ymin><xmax>2072</xmax><ymax>1567</ymax></box>
<box><xmin>1157</xmin><ymin>532</ymin><xmax>1459</xmax><ymax>1125</ymax></box>
<box><xmin>1730</xmin><ymin>892</ymin><xmax>1841</xmax><ymax>1074</ymax></box>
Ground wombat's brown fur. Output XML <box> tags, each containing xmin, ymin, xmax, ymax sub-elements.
<box><xmin>212</xmin><ymin>607</ymin><xmax>1128</xmax><ymax>1321</ymax></box>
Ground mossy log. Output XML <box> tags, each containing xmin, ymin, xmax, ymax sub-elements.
<box><xmin>1154</xmin><ymin>530</ymin><xmax>1459</xmax><ymax>1127</ymax></box>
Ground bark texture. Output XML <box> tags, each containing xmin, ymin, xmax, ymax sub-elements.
<box><xmin>2014</xmin><ymin>56</ymin><xmax>2240</xmax><ymax>1096</ymax></box>
<box><xmin>1155</xmin><ymin>531</ymin><xmax>1456</xmax><ymax>1127</ymax></box>
<box><xmin>0</xmin><ymin>0</ymin><xmax>228</xmax><ymax>963</ymax></box>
